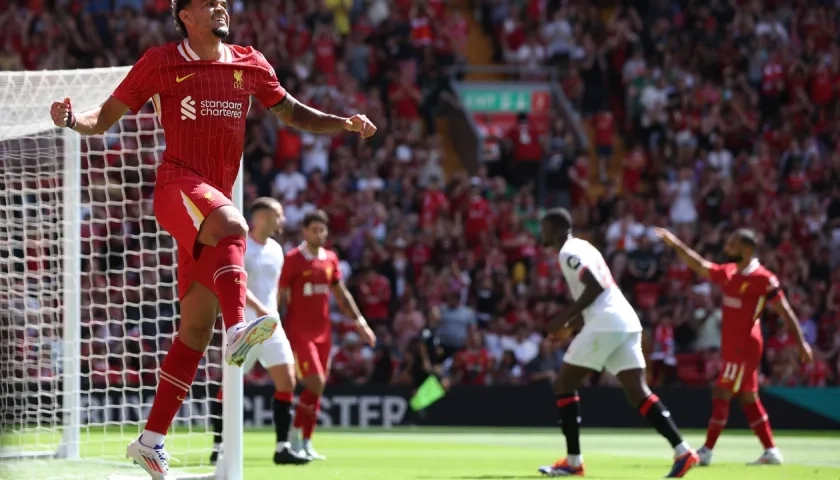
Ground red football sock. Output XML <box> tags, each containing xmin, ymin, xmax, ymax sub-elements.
<box><xmin>704</xmin><ymin>397</ymin><xmax>730</xmax><ymax>449</ymax></box>
<box><xmin>742</xmin><ymin>399</ymin><xmax>775</xmax><ymax>449</ymax></box>
<box><xmin>145</xmin><ymin>337</ymin><xmax>204</xmax><ymax>436</ymax></box>
<box><xmin>294</xmin><ymin>389</ymin><xmax>321</xmax><ymax>440</ymax></box>
<box><xmin>212</xmin><ymin>235</ymin><xmax>247</xmax><ymax>331</ymax></box>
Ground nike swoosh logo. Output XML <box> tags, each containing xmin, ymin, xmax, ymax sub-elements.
<box><xmin>176</xmin><ymin>74</ymin><xmax>196</xmax><ymax>83</ymax></box>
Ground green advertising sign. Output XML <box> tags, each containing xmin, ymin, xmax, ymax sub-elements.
<box><xmin>460</xmin><ymin>87</ymin><xmax>551</xmax><ymax>114</ymax></box>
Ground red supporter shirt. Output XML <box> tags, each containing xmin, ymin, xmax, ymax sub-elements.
<box><xmin>279</xmin><ymin>243</ymin><xmax>342</xmax><ymax>341</ymax></box>
<box><xmin>762</xmin><ymin>61</ymin><xmax>784</xmax><ymax>96</ymax></box>
<box><xmin>313</xmin><ymin>35</ymin><xmax>338</xmax><ymax>82</ymax></box>
<box><xmin>765</xmin><ymin>331</ymin><xmax>798</xmax><ymax>358</ymax></box>
<box><xmin>421</xmin><ymin>189</ymin><xmax>448</xmax><ymax>228</ymax></box>
<box><xmin>593</xmin><ymin>112</ymin><xmax>614</xmax><ymax>147</ymax></box>
<box><xmin>810</xmin><ymin>69</ymin><xmax>834</xmax><ymax>105</ymax></box>
<box><xmin>359</xmin><ymin>274</ymin><xmax>392</xmax><ymax>320</ymax></box>
<box><xmin>411</xmin><ymin>15</ymin><xmax>434</xmax><ymax>47</ymax></box>
<box><xmin>508</xmin><ymin>123</ymin><xmax>543</xmax><ymax>162</ymax></box>
<box><xmin>708</xmin><ymin>259</ymin><xmax>784</xmax><ymax>354</ymax></box>
<box><xmin>464</xmin><ymin>195</ymin><xmax>493</xmax><ymax>244</ymax></box>
<box><xmin>453</xmin><ymin>348</ymin><xmax>493</xmax><ymax>385</ymax></box>
<box><xmin>388</xmin><ymin>82</ymin><xmax>421</xmax><ymax>119</ymax></box>
<box><xmin>111</xmin><ymin>39</ymin><xmax>287</xmax><ymax>196</ymax></box>
<box><xmin>409</xmin><ymin>241</ymin><xmax>432</xmax><ymax>277</ymax></box>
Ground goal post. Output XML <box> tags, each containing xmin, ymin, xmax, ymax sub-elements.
<box><xmin>0</xmin><ymin>67</ymin><xmax>244</xmax><ymax>480</ymax></box>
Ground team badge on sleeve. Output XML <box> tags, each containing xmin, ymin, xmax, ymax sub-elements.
<box><xmin>567</xmin><ymin>255</ymin><xmax>581</xmax><ymax>269</ymax></box>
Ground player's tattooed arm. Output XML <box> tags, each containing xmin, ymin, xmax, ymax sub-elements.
<box><xmin>271</xmin><ymin>93</ymin><xmax>347</xmax><ymax>133</ymax></box>
<box><xmin>654</xmin><ymin>227</ymin><xmax>713</xmax><ymax>277</ymax></box>
<box><xmin>271</xmin><ymin>93</ymin><xmax>377</xmax><ymax>137</ymax></box>
<box><xmin>767</xmin><ymin>294</ymin><xmax>813</xmax><ymax>363</ymax></box>
<box><xmin>50</xmin><ymin>96</ymin><xmax>129</xmax><ymax>135</ymax></box>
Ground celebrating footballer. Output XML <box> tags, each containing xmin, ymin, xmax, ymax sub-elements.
<box><xmin>656</xmin><ymin>227</ymin><xmax>813</xmax><ymax>465</ymax></box>
<box><xmin>49</xmin><ymin>0</ymin><xmax>375</xmax><ymax>477</ymax></box>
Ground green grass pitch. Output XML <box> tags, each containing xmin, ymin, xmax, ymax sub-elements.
<box><xmin>2</xmin><ymin>428</ymin><xmax>838</xmax><ymax>479</ymax></box>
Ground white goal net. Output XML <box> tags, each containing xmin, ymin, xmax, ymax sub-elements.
<box><xmin>0</xmin><ymin>68</ymin><xmax>230</xmax><ymax>479</ymax></box>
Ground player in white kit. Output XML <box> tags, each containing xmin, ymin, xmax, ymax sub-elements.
<box><xmin>210</xmin><ymin>197</ymin><xmax>310</xmax><ymax>466</ymax></box>
<box><xmin>536</xmin><ymin>208</ymin><xmax>698</xmax><ymax>478</ymax></box>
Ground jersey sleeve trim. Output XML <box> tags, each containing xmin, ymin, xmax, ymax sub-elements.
<box><xmin>110</xmin><ymin>91</ymin><xmax>145</xmax><ymax>113</ymax></box>
<box><xmin>253</xmin><ymin>49</ymin><xmax>288</xmax><ymax>108</ymax></box>
<box><xmin>708</xmin><ymin>262</ymin><xmax>728</xmax><ymax>285</ymax></box>
<box><xmin>270</xmin><ymin>92</ymin><xmax>289</xmax><ymax>109</ymax></box>
<box><xmin>766</xmin><ymin>287</ymin><xmax>782</xmax><ymax>303</ymax></box>
<box><xmin>263</xmin><ymin>89</ymin><xmax>287</xmax><ymax>109</ymax></box>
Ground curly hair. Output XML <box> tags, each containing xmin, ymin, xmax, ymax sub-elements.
<box><xmin>172</xmin><ymin>0</ymin><xmax>191</xmax><ymax>37</ymax></box>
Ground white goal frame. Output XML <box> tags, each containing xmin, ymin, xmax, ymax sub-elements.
<box><xmin>0</xmin><ymin>67</ymin><xmax>245</xmax><ymax>480</ymax></box>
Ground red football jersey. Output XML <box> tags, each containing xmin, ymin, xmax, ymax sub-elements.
<box><xmin>111</xmin><ymin>39</ymin><xmax>287</xmax><ymax>196</ymax></box>
<box><xmin>709</xmin><ymin>259</ymin><xmax>784</xmax><ymax>352</ymax></box>
<box><xmin>279</xmin><ymin>243</ymin><xmax>342</xmax><ymax>340</ymax></box>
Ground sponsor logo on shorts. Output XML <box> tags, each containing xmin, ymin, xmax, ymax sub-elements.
<box><xmin>180</xmin><ymin>96</ymin><xmax>244</xmax><ymax>120</ymax></box>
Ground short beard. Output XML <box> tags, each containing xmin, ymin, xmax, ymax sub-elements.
<box><xmin>724</xmin><ymin>254</ymin><xmax>743</xmax><ymax>264</ymax></box>
<box><xmin>211</xmin><ymin>26</ymin><xmax>229</xmax><ymax>39</ymax></box>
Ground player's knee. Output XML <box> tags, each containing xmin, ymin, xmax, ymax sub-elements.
<box><xmin>201</xmin><ymin>207</ymin><xmax>248</xmax><ymax>246</ymax></box>
<box><xmin>177</xmin><ymin>323</ymin><xmax>214</xmax><ymax>351</ymax></box>
<box><xmin>216</xmin><ymin>216</ymin><xmax>248</xmax><ymax>241</ymax></box>
<box><xmin>310</xmin><ymin>376</ymin><xmax>327</xmax><ymax>395</ymax></box>
<box><xmin>623</xmin><ymin>387</ymin><xmax>649</xmax><ymax>407</ymax></box>
<box><xmin>737</xmin><ymin>391</ymin><xmax>758</xmax><ymax>405</ymax></box>
<box><xmin>712</xmin><ymin>387</ymin><xmax>733</xmax><ymax>401</ymax></box>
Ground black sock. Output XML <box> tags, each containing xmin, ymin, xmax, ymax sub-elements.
<box><xmin>274</xmin><ymin>398</ymin><xmax>293</xmax><ymax>444</ymax></box>
<box><xmin>211</xmin><ymin>393</ymin><xmax>223</xmax><ymax>446</ymax></box>
<box><xmin>638</xmin><ymin>394</ymin><xmax>682</xmax><ymax>448</ymax></box>
<box><xmin>556</xmin><ymin>393</ymin><xmax>582</xmax><ymax>455</ymax></box>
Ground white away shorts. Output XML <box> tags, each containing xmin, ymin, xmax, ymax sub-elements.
<box><xmin>563</xmin><ymin>330</ymin><xmax>646</xmax><ymax>375</ymax></box>
<box><xmin>241</xmin><ymin>323</ymin><xmax>294</xmax><ymax>372</ymax></box>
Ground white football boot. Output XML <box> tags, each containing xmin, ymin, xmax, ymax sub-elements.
<box><xmin>126</xmin><ymin>438</ymin><xmax>174</xmax><ymax>480</ymax></box>
<box><xmin>224</xmin><ymin>315</ymin><xmax>278</xmax><ymax>366</ymax></box>
<box><xmin>697</xmin><ymin>446</ymin><xmax>713</xmax><ymax>466</ymax></box>
<box><xmin>748</xmin><ymin>447</ymin><xmax>783</xmax><ymax>465</ymax></box>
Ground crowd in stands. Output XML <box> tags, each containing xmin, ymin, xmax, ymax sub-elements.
<box><xmin>2</xmin><ymin>0</ymin><xmax>840</xmax><ymax>392</ymax></box>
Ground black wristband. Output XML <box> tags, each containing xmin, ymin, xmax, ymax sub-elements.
<box><xmin>66</xmin><ymin>113</ymin><xmax>77</xmax><ymax>129</ymax></box>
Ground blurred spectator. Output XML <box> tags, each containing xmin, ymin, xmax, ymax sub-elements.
<box><xmin>357</xmin><ymin>267</ymin><xmax>392</xmax><ymax>326</ymax></box>
<box><xmin>450</xmin><ymin>330</ymin><xmax>493</xmax><ymax>386</ymax></box>
<box><xmin>435</xmin><ymin>293</ymin><xmax>477</xmax><ymax>355</ymax></box>
<box><xmin>525</xmin><ymin>339</ymin><xmax>558</xmax><ymax>385</ymax></box>
<box><xmin>330</xmin><ymin>332</ymin><xmax>373</xmax><ymax>385</ymax></box>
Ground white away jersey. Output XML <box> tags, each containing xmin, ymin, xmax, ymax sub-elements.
<box><xmin>558</xmin><ymin>237</ymin><xmax>641</xmax><ymax>332</ymax></box>
<box><xmin>244</xmin><ymin>236</ymin><xmax>284</xmax><ymax>322</ymax></box>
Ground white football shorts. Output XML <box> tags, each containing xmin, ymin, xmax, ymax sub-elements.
<box><xmin>563</xmin><ymin>329</ymin><xmax>645</xmax><ymax>375</ymax></box>
<box><xmin>241</xmin><ymin>323</ymin><xmax>294</xmax><ymax>372</ymax></box>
